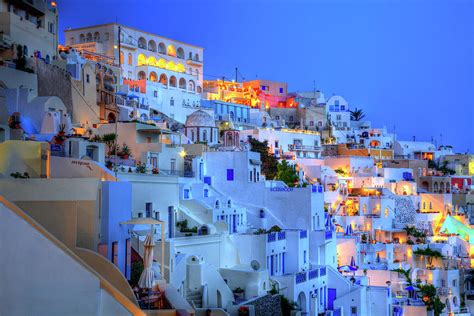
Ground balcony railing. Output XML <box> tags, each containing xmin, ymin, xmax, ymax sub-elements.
<box><xmin>320</xmin><ymin>267</ymin><xmax>326</xmax><ymax>276</ymax></box>
<box><xmin>277</xmin><ymin>231</ymin><xmax>286</xmax><ymax>240</ymax></box>
<box><xmin>288</xmin><ymin>144</ymin><xmax>321</xmax><ymax>152</ymax></box>
<box><xmin>267</xmin><ymin>232</ymin><xmax>276</xmax><ymax>243</ymax></box>
<box><xmin>295</xmin><ymin>272</ymin><xmax>307</xmax><ymax>284</ymax></box>
<box><xmin>158</xmin><ymin>169</ymin><xmax>194</xmax><ymax>178</ymax></box>
<box><xmin>308</xmin><ymin>269</ymin><xmax>319</xmax><ymax>280</ymax></box>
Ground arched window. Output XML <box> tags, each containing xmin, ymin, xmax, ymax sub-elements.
<box><xmin>227</xmin><ymin>199</ymin><xmax>232</xmax><ymax>208</ymax></box>
<box><xmin>188</xmin><ymin>80</ymin><xmax>195</xmax><ymax>91</ymax></box>
<box><xmin>86</xmin><ymin>33</ymin><xmax>92</xmax><ymax>42</ymax></box>
<box><xmin>177</xmin><ymin>47</ymin><xmax>185</xmax><ymax>59</ymax></box>
<box><xmin>159</xmin><ymin>74</ymin><xmax>168</xmax><ymax>87</ymax></box>
<box><xmin>166</xmin><ymin>61</ymin><xmax>176</xmax><ymax>71</ymax></box>
<box><xmin>176</xmin><ymin>63</ymin><xmax>185</xmax><ymax>73</ymax></box>
<box><xmin>93</xmin><ymin>32</ymin><xmax>100</xmax><ymax>42</ymax></box>
<box><xmin>189</xmin><ymin>68</ymin><xmax>193</xmax><ymax>75</ymax></box>
<box><xmin>119</xmin><ymin>51</ymin><xmax>124</xmax><ymax>64</ymax></box>
<box><xmin>433</xmin><ymin>182</ymin><xmax>438</xmax><ymax>192</ymax></box>
<box><xmin>189</xmin><ymin>52</ymin><xmax>192</xmax><ymax>59</ymax></box>
<box><xmin>196</xmin><ymin>86</ymin><xmax>202</xmax><ymax>93</ymax></box>
<box><xmin>137</xmin><ymin>71</ymin><xmax>146</xmax><ymax>80</ymax></box>
<box><xmin>194</xmin><ymin>53</ymin><xmax>199</xmax><ymax>61</ymax></box>
<box><xmin>138</xmin><ymin>37</ymin><xmax>146</xmax><ymax>49</ymax></box>
<box><xmin>149</xmin><ymin>72</ymin><xmax>157</xmax><ymax>82</ymax></box>
<box><xmin>148</xmin><ymin>40</ymin><xmax>156</xmax><ymax>52</ymax></box>
<box><xmin>157</xmin><ymin>58</ymin><xmax>166</xmax><ymax>68</ymax></box>
<box><xmin>158</xmin><ymin>42</ymin><xmax>166</xmax><ymax>54</ymax></box>
<box><xmin>215</xmin><ymin>200</ymin><xmax>220</xmax><ymax>209</ymax></box>
<box><xmin>127</xmin><ymin>53</ymin><xmax>132</xmax><ymax>65</ymax></box>
<box><xmin>169</xmin><ymin>76</ymin><xmax>177</xmax><ymax>87</ymax></box>
<box><xmin>167</xmin><ymin>45</ymin><xmax>176</xmax><ymax>57</ymax></box>
<box><xmin>203</xmin><ymin>129</ymin><xmax>207</xmax><ymax>141</ymax></box>
<box><xmin>195</xmin><ymin>69</ymin><xmax>199</xmax><ymax>78</ymax></box>
<box><xmin>191</xmin><ymin>130</ymin><xmax>195</xmax><ymax>141</ymax></box>
<box><xmin>79</xmin><ymin>34</ymin><xmax>85</xmax><ymax>43</ymax></box>
<box><xmin>147</xmin><ymin>56</ymin><xmax>157</xmax><ymax>66</ymax></box>
<box><xmin>179</xmin><ymin>78</ymin><xmax>186</xmax><ymax>89</ymax></box>
<box><xmin>137</xmin><ymin>54</ymin><xmax>146</xmax><ymax>66</ymax></box>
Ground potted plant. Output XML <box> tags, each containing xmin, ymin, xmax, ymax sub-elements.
<box><xmin>120</xmin><ymin>143</ymin><xmax>131</xmax><ymax>159</ymax></box>
<box><xmin>233</xmin><ymin>287</ymin><xmax>245</xmax><ymax>300</ymax></box>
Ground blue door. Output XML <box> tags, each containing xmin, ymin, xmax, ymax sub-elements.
<box><xmin>232</xmin><ymin>214</ymin><xmax>236</xmax><ymax>233</ymax></box>
<box><xmin>328</xmin><ymin>288</ymin><xmax>336</xmax><ymax>310</ymax></box>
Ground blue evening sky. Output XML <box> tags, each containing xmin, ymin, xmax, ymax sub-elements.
<box><xmin>58</xmin><ymin>0</ymin><xmax>473</xmax><ymax>152</ymax></box>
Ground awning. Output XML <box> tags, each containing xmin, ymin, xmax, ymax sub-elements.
<box><xmin>249</xmin><ymin>159</ymin><xmax>262</xmax><ymax>165</ymax></box>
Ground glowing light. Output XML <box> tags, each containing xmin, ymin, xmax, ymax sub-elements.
<box><xmin>147</xmin><ymin>56</ymin><xmax>157</xmax><ymax>66</ymax></box>
<box><xmin>167</xmin><ymin>45</ymin><xmax>176</xmax><ymax>57</ymax></box>
<box><xmin>137</xmin><ymin>54</ymin><xmax>147</xmax><ymax>66</ymax></box>
<box><xmin>51</xmin><ymin>1</ymin><xmax>57</xmax><ymax>7</ymax></box>
<box><xmin>166</xmin><ymin>61</ymin><xmax>177</xmax><ymax>71</ymax></box>
<box><xmin>114</xmin><ymin>45</ymin><xmax>118</xmax><ymax>49</ymax></box>
<box><xmin>179</xmin><ymin>150</ymin><xmax>186</xmax><ymax>158</ymax></box>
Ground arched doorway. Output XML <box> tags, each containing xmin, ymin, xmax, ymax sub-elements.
<box><xmin>107</xmin><ymin>112</ymin><xmax>116</xmax><ymax>123</ymax></box>
<box><xmin>297</xmin><ymin>291</ymin><xmax>307</xmax><ymax>313</ymax></box>
<box><xmin>216</xmin><ymin>290</ymin><xmax>222</xmax><ymax>308</ymax></box>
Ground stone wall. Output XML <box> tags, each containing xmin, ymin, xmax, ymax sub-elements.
<box><xmin>35</xmin><ymin>59</ymin><xmax>73</xmax><ymax>115</ymax></box>
<box><xmin>245</xmin><ymin>294</ymin><xmax>282</xmax><ymax>316</ymax></box>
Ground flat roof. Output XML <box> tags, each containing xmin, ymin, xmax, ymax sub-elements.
<box><xmin>65</xmin><ymin>23</ymin><xmax>204</xmax><ymax>49</ymax></box>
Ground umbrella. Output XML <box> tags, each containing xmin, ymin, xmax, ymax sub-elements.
<box><xmin>138</xmin><ymin>234</ymin><xmax>156</xmax><ymax>289</ymax></box>
<box><xmin>404</xmin><ymin>285</ymin><xmax>419</xmax><ymax>291</ymax></box>
<box><xmin>350</xmin><ymin>256</ymin><xmax>356</xmax><ymax>267</ymax></box>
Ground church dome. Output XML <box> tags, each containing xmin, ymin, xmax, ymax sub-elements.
<box><xmin>185</xmin><ymin>110</ymin><xmax>215</xmax><ymax>127</ymax></box>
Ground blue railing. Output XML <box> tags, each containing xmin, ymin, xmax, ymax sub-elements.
<box><xmin>278</xmin><ymin>231</ymin><xmax>286</xmax><ymax>240</ymax></box>
<box><xmin>295</xmin><ymin>272</ymin><xmax>307</xmax><ymax>284</ymax></box>
<box><xmin>308</xmin><ymin>269</ymin><xmax>319</xmax><ymax>280</ymax></box>
<box><xmin>300</xmin><ymin>230</ymin><xmax>308</xmax><ymax>239</ymax></box>
<box><xmin>267</xmin><ymin>232</ymin><xmax>276</xmax><ymax>242</ymax></box>
<box><xmin>320</xmin><ymin>267</ymin><xmax>327</xmax><ymax>276</ymax></box>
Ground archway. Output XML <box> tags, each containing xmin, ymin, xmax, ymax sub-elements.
<box><xmin>107</xmin><ymin>112</ymin><xmax>116</xmax><ymax>123</ymax></box>
<box><xmin>297</xmin><ymin>291</ymin><xmax>307</xmax><ymax>313</ymax></box>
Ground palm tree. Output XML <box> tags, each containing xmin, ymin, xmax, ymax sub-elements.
<box><xmin>350</xmin><ymin>108</ymin><xmax>366</xmax><ymax>121</ymax></box>
<box><xmin>392</xmin><ymin>268</ymin><xmax>413</xmax><ymax>286</ymax></box>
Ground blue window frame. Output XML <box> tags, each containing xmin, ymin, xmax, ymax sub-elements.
<box><xmin>227</xmin><ymin>169</ymin><xmax>234</xmax><ymax>181</ymax></box>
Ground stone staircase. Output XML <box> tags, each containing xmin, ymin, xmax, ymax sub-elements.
<box><xmin>186</xmin><ymin>288</ymin><xmax>203</xmax><ymax>308</ymax></box>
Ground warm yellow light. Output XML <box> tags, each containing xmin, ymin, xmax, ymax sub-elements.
<box><xmin>179</xmin><ymin>150</ymin><xmax>186</xmax><ymax>158</ymax></box>
<box><xmin>51</xmin><ymin>1</ymin><xmax>57</xmax><ymax>7</ymax></box>
<box><xmin>114</xmin><ymin>45</ymin><xmax>118</xmax><ymax>49</ymax></box>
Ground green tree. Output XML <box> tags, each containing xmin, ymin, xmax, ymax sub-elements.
<box><xmin>275</xmin><ymin>160</ymin><xmax>299</xmax><ymax>187</ymax></box>
<box><xmin>391</xmin><ymin>268</ymin><xmax>413</xmax><ymax>286</ymax></box>
<box><xmin>417</xmin><ymin>283</ymin><xmax>446</xmax><ymax>315</ymax></box>
<box><xmin>350</xmin><ymin>108</ymin><xmax>366</xmax><ymax>121</ymax></box>
<box><xmin>249</xmin><ymin>138</ymin><xmax>278</xmax><ymax>179</ymax></box>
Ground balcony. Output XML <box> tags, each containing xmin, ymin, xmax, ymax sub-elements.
<box><xmin>186</xmin><ymin>58</ymin><xmax>203</xmax><ymax>66</ymax></box>
<box><xmin>288</xmin><ymin>144</ymin><xmax>322</xmax><ymax>152</ymax></box>
<box><xmin>308</xmin><ymin>269</ymin><xmax>319</xmax><ymax>280</ymax></box>
<box><xmin>158</xmin><ymin>169</ymin><xmax>194</xmax><ymax>178</ymax></box>
<box><xmin>295</xmin><ymin>272</ymin><xmax>307</xmax><ymax>284</ymax></box>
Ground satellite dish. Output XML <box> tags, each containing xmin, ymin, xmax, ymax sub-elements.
<box><xmin>251</xmin><ymin>260</ymin><xmax>261</xmax><ymax>271</ymax></box>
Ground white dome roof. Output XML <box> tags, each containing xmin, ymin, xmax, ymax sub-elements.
<box><xmin>185</xmin><ymin>110</ymin><xmax>215</xmax><ymax>127</ymax></box>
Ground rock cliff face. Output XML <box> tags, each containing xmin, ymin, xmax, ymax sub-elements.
<box><xmin>36</xmin><ymin>59</ymin><xmax>73</xmax><ymax>115</ymax></box>
<box><xmin>392</xmin><ymin>195</ymin><xmax>416</xmax><ymax>224</ymax></box>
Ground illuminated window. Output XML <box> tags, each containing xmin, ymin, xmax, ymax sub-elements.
<box><xmin>166</xmin><ymin>61</ymin><xmax>176</xmax><ymax>71</ymax></box>
<box><xmin>127</xmin><ymin>53</ymin><xmax>132</xmax><ymax>65</ymax></box>
<box><xmin>147</xmin><ymin>56</ymin><xmax>157</xmax><ymax>66</ymax></box>
<box><xmin>137</xmin><ymin>54</ymin><xmax>146</xmax><ymax>66</ymax></box>
<box><xmin>149</xmin><ymin>71</ymin><xmax>157</xmax><ymax>82</ymax></box>
<box><xmin>384</xmin><ymin>208</ymin><xmax>388</xmax><ymax>218</ymax></box>
<box><xmin>137</xmin><ymin>71</ymin><xmax>146</xmax><ymax>80</ymax></box>
<box><xmin>157</xmin><ymin>58</ymin><xmax>166</xmax><ymax>68</ymax></box>
<box><xmin>176</xmin><ymin>63</ymin><xmax>185</xmax><ymax>73</ymax></box>
<box><xmin>169</xmin><ymin>76</ymin><xmax>177</xmax><ymax>87</ymax></box>
<box><xmin>119</xmin><ymin>51</ymin><xmax>124</xmax><ymax>64</ymax></box>
<box><xmin>167</xmin><ymin>44</ymin><xmax>176</xmax><ymax>57</ymax></box>
<box><xmin>159</xmin><ymin>73</ymin><xmax>168</xmax><ymax>86</ymax></box>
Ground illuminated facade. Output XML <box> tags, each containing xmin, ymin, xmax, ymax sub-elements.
<box><xmin>65</xmin><ymin>23</ymin><xmax>204</xmax><ymax>124</ymax></box>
